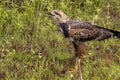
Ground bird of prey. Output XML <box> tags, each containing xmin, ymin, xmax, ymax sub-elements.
<box><xmin>49</xmin><ymin>10</ymin><xmax>120</xmax><ymax>79</ymax></box>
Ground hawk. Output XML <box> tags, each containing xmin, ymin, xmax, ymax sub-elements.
<box><xmin>49</xmin><ymin>10</ymin><xmax>120</xmax><ymax>56</ymax></box>
<box><xmin>49</xmin><ymin>10</ymin><xmax>120</xmax><ymax>79</ymax></box>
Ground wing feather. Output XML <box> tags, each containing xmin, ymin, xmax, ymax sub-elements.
<box><xmin>58</xmin><ymin>20</ymin><xmax>115</xmax><ymax>42</ymax></box>
<box><xmin>69</xmin><ymin>28</ymin><xmax>99</xmax><ymax>41</ymax></box>
<box><xmin>67</xmin><ymin>20</ymin><xmax>94</xmax><ymax>29</ymax></box>
<box><xmin>67</xmin><ymin>20</ymin><xmax>100</xmax><ymax>41</ymax></box>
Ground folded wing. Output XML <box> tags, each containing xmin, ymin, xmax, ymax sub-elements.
<box><xmin>67</xmin><ymin>20</ymin><xmax>115</xmax><ymax>42</ymax></box>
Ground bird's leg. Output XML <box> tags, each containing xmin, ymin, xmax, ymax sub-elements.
<box><xmin>78</xmin><ymin>58</ymin><xmax>83</xmax><ymax>80</ymax></box>
<box><xmin>69</xmin><ymin>57</ymin><xmax>83</xmax><ymax>80</ymax></box>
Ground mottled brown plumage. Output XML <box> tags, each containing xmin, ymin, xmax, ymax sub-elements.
<box><xmin>49</xmin><ymin>10</ymin><xmax>120</xmax><ymax>58</ymax></box>
<box><xmin>50</xmin><ymin>10</ymin><xmax>120</xmax><ymax>41</ymax></box>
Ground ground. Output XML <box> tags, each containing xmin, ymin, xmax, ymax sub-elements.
<box><xmin>0</xmin><ymin>0</ymin><xmax>120</xmax><ymax>80</ymax></box>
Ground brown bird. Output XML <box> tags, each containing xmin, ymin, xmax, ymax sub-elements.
<box><xmin>49</xmin><ymin>10</ymin><xmax>120</xmax><ymax>80</ymax></box>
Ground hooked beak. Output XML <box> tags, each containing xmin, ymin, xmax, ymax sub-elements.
<box><xmin>48</xmin><ymin>12</ymin><xmax>54</xmax><ymax>16</ymax></box>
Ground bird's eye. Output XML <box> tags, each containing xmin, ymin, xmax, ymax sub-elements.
<box><xmin>54</xmin><ymin>12</ymin><xmax>61</xmax><ymax>17</ymax></box>
<box><xmin>55</xmin><ymin>12</ymin><xmax>59</xmax><ymax>15</ymax></box>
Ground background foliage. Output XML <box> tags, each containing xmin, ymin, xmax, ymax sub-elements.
<box><xmin>0</xmin><ymin>0</ymin><xmax>120</xmax><ymax>80</ymax></box>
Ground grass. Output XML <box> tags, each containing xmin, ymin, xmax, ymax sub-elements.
<box><xmin>0</xmin><ymin>0</ymin><xmax>120</xmax><ymax>80</ymax></box>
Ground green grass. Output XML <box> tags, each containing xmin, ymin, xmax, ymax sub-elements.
<box><xmin>0</xmin><ymin>0</ymin><xmax>120</xmax><ymax>80</ymax></box>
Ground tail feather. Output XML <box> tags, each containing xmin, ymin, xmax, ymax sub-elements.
<box><xmin>110</xmin><ymin>30</ymin><xmax>120</xmax><ymax>38</ymax></box>
<box><xmin>96</xmin><ymin>25</ymin><xmax>120</xmax><ymax>39</ymax></box>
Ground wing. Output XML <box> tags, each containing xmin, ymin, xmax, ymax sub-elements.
<box><xmin>69</xmin><ymin>28</ymin><xmax>99</xmax><ymax>41</ymax></box>
<box><xmin>67</xmin><ymin>20</ymin><xmax>94</xmax><ymax>29</ymax></box>
<box><xmin>67</xmin><ymin>20</ymin><xmax>100</xmax><ymax>41</ymax></box>
<box><xmin>67</xmin><ymin>20</ymin><xmax>114</xmax><ymax>41</ymax></box>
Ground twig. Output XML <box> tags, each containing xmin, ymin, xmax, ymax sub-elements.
<box><xmin>78</xmin><ymin>58</ymin><xmax>83</xmax><ymax>80</ymax></box>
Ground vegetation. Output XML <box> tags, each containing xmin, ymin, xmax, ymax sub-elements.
<box><xmin>0</xmin><ymin>0</ymin><xmax>120</xmax><ymax>80</ymax></box>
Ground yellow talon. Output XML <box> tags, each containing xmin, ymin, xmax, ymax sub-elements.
<box><xmin>69</xmin><ymin>57</ymin><xmax>79</xmax><ymax>72</ymax></box>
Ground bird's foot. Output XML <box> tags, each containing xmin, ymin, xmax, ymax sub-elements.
<box><xmin>68</xmin><ymin>58</ymin><xmax>79</xmax><ymax>72</ymax></box>
<box><xmin>69</xmin><ymin>67</ymin><xmax>78</xmax><ymax>73</ymax></box>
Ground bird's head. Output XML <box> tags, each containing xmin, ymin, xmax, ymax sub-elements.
<box><xmin>49</xmin><ymin>10</ymin><xmax>69</xmax><ymax>24</ymax></box>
